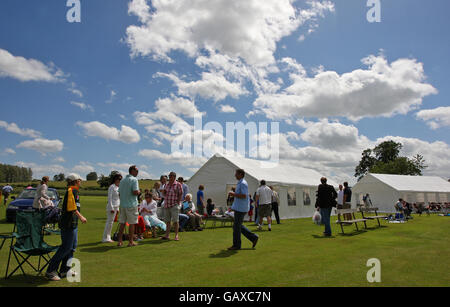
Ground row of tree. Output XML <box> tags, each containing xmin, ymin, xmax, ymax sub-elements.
<box><xmin>0</xmin><ymin>164</ymin><xmax>33</xmax><ymax>183</ymax></box>
<box><xmin>53</xmin><ymin>171</ymin><xmax>117</xmax><ymax>188</ymax></box>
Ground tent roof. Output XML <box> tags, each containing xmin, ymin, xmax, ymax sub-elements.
<box><xmin>369</xmin><ymin>173</ymin><xmax>450</xmax><ymax>193</ymax></box>
<box><xmin>210</xmin><ymin>153</ymin><xmax>338</xmax><ymax>187</ymax></box>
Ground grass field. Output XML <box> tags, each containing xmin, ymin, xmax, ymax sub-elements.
<box><xmin>0</xmin><ymin>195</ymin><xmax>449</xmax><ymax>287</ymax></box>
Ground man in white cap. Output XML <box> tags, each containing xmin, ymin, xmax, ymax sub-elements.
<box><xmin>46</xmin><ymin>173</ymin><xmax>87</xmax><ymax>281</ymax></box>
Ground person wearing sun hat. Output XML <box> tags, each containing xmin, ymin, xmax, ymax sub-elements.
<box><xmin>46</xmin><ymin>173</ymin><xmax>87</xmax><ymax>281</ymax></box>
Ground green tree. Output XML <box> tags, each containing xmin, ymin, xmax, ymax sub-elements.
<box><xmin>355</xmin><ymin>140</ymin><xmax>427</xmax><ymax>180</ymax></box>
<box><xmin>97</xmin><ymin>171</ymin><xmax>120</xmax><ymax>188</ymax></box>
<box><xmin>53</xmin><ymin>173</ymin><xmax>65</xmax><ymax>182</ymax></box>
<box><xmin>86</xmin><ymin>172</ymin><xmax>98</xmax><ymax>181</ymax></box>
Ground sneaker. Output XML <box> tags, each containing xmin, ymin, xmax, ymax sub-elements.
<box><xmin>268</xmin><ymin>227</ymin><xmax>272</xmax><ymax>232</ymax></box>
<box><xmin>46</xmin><ymin>271</ymin><xmax>61</xmax><ymax>281</ymax></box>
<box><xmin>257</xmin><ymin>225</ymin><xmax>262</xmax><ymax>231</ymax></box>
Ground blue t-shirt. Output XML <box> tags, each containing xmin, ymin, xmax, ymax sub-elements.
<box><xmin>231</xmin><ymin>179</ymin><xmax>249</xmax><ymax>213</ymax></box>
<box><xmin>197</xmin><ymin>190</ymin><xmax>204</xmax><ymax>207</ymax></box>
<box><xmin>118</xmin><ymin>174</ymin><xmax>139</xmax><ymax>208</ymax></box>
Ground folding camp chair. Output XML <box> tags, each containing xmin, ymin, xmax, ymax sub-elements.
<box><xmin>0</xmin><ymin>233</ymin><xmax>14</xmax><ymax>251</ymax></box>
<box><xmin>5</xmin><ymin>210</ymin><xmax>60</xmax><ymax>279</ymax></box>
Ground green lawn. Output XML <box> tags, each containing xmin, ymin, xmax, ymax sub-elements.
<box><xmin>0</xmin><ymin>196</ymin><xmax>449</xmax><ymax>287</ymax></box>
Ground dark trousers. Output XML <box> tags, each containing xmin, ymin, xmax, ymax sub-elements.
<box><xmin>320</xmin><ymin>207</ymin><xmax>332</xmax><ymax>235</ymax></box>
<box><xmin>254</xmin><ymin>206</ymin><xmax>259</xmax><ymax>225</ymax></box>
<box><xmin>271</xmin><ymin>202</ymin><xmax>280</xmax><ymax>224</ymax></box>
<box><xmin>47</xmin><ymin>228</ymin><xmax>78</xmax><ymax>274</ymax></box>
<box><xmin>179</xmin><ymin>214</ymin><xmax>189</xmax><ymax>230</ymax></box>
<box><xmin>233</xmin><ymin>211</ymin><xmax>258</xmax><ymax>249</ymax></box>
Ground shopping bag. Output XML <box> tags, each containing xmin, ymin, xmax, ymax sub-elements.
<box><xmin>312</xmin><ymin>210</ymin><xmax>322</xmax><ymax>225</ymax></box>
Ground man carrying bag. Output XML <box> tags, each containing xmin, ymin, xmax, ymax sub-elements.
<box><xmin>315</xmin><ymin>177</ymin><xmax>337</xmax><ymax>237</ymax></box>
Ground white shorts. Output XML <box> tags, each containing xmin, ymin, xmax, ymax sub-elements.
<box><xmin>119</xmin><ymin>207</ymin><xmax>139</xmax><ymax>225</ymax></box>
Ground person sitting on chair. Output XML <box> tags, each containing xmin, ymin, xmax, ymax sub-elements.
<box><xmin>181</xmin><ymin>194</ymin><xmax>203</xmax><ymax>231</ymax></box>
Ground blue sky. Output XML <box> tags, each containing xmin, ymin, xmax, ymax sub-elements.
<box><xmin>0</xmin><ymin>0</ymin><xmax>449</xmax><ymax>183</ymax></box>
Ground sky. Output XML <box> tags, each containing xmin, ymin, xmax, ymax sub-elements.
<box><xmin>0</xmin><ymin>0</ymin><xmax>449</xmax><ymax>184</ymax></box>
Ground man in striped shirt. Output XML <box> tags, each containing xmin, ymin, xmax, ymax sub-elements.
<box><xmin>161</xmin><ymin>172</ymin><xmax>183</xmax><ymax>241</ymax></box>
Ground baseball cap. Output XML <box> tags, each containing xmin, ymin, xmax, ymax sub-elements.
<box><xmin>66</xmin><ymin>173</ymin><xmax>82</xmax><ymax>182</ymax></box>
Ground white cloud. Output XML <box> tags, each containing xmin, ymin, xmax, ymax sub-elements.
<box><xmin>155</xmin><ymin>71</ymin><xmax>248</xmax><ymax>102</ymax></box>
<box><xmin>134</xmin><ymin>95</ymin><xmax>204</xmax><ymax>143</ymax></box>
<box><xmin>68</xmin><ymin>82</ymin><xmax>83</xmax><ymax>97</ymax></box>
<box><xmin>72</xmin><ymin>162</ymin><xmax>95</xmax><ymax>175</ymax></box>
<box><xmin>16</xmin><ymin>138</ymin><xmax>64</xmax><ymax>155</ymax></box>
<box><xmin>252</xmin><ymin>54</ymin><xmax>438</xmax><ymax>121</ymax></box>
<box><xmin>70</xmin><ymin>101</ymin><xmax>94</xmax><ymax>112</ymax></box>
<box><xmin>128</xmin><ymin>0</ymin><xmax>151</xmax><ymax>23</ymax></box>
<box><xmin>105</xmin><ymin>90</ymin><xmax>117</xmax><ymax>104</ymax></box>
<box><xmin>416</xmin><ymin>106</ymin><xmax>450</xmax><ymax>129</ymax></box>
<box><xmin>54</xmin><ymin>157</ymin><xmax>66</xmax><ymax>163</ymax></box>
<box><xmin>138</xmin><ymin>149</ymin><xmax>207</xmax><ymax>168</ymax></box>
<box><xmin>218</xmin><ymin>105</ymin><xmax>237</xmax><ymax>113</ymax></box>
<box><xmin>77</xmin><ymin>121</ymin><xmax>141</xmax><ymax>144</ymax></box>
<box><xmin>126</xmin><ymin>0</ymin><xmax>334</xmax><ymax>66</ymax></box>
<box><xmin>4</xmin><ymin>148</ymin><xmax>16</xmax><ymax>155</ymax></box>
<box><xmin>15</xmin><ymin>162</ymin><xmax>66</xmax><ymax>180</ymax></box>
<box><xmin>0</xmin><ymin>120</ymin><xmax>42</xmax><ymax>138</ymax></box>
<box><xmin>300</xmin><ymin>119</ymin><xmax>371</xmax><ymax>151</ymax></box>
<box><xmin>0</xmin><ymin>48</ymin><xmax>65</xmax><ymax>82</ymax></box>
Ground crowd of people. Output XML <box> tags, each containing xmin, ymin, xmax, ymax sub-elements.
<box><xmin>2</xmin><ymin>166</ymin><xmax>449</xmax><ymax>281</ymax></box>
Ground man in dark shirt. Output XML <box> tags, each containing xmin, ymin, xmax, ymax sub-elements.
<box><xmin>315</xmin><ymin>177</ymin><xmax>337</xmax><ymax>237</ymax></box>
<box><xmin>343</xmin><ymin>182</ymin><xmax>352</xmax><ymax>220</ymax></box>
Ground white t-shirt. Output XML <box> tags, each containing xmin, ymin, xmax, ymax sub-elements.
<box><xmin>140</xmin><ymin>199</ymin><xmax>158</xmax><ymax>218</ymax></box>
<box><xmin>256</xmin><ymin>185</ymin><xmax>273</xmax><ymax>205</ymax></box>
<box><xmin>337</xmin><ymin>190</ymin><xmax>344</xmax><ymax>205</ymax></box>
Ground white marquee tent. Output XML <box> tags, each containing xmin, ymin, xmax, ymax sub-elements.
<box><xmin>187</xmin><ymin>153</ymin><xmax>338</xmax><ymax>220</ymax></box>
<box><xmin>352</xmin><ymin>173</ymin><xmax>450</xmax><ymax>212</ymax></box>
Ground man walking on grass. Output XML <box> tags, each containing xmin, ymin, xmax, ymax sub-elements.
<box><xmin>117</xmin><ymin>165</ymin><xmax>141</xmax><ymax>247</ymax></box>
<box><xmin>228</xmin><ymin>169</ymin><xmax>259</xmax><ymax>250</ymax></box>
<box><xmin>255</xmin><ymin>180</ymin><xmax>273</xmax><ymax>231</ymax></box>
<box><xmin>315</xmin><ymin>177</ymin><xmax>337</xmax><ymax>237</ymax></box>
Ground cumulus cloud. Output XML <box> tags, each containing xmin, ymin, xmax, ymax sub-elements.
<box><xmin>76</xmin><ymin>121</ymin><xmax>141</xmax><ymax>144</ymax></box>
<box><xmin>155</xmin><ymin>71</ymin><xmax>248</xmax><ymax>102</ymax></box>
<box><xmin>416</xmin><ymin>106</ymin><xmax>450</xmax><ymax>129</ymax></box>
<box><xmin>125</xmin><ymin>0</ymin><xmax>334</xmax><ymax>66</ymax></box>
<box><xmin>0</xmin><ymin>120</ymin><xmax>42</xmax><ymax>138</ymax></box>
<box><xmin>300</xmin><ymin>119</ymin><xmax>371</xmax><ymax>150</ymax></box>
<box><xmin>0</xmin><ymin>48</ymin><xmax>65</xmax><ymax>82</ymax></box>
<box><xmin>252</xmin><ymin>54</ymin><xmax>438</xmax><ymax>121</ymax></box>
<box><xmin>16</xmin><ymin>138</ymin><xmax>64</xmax><ymax>155</ymax></box>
